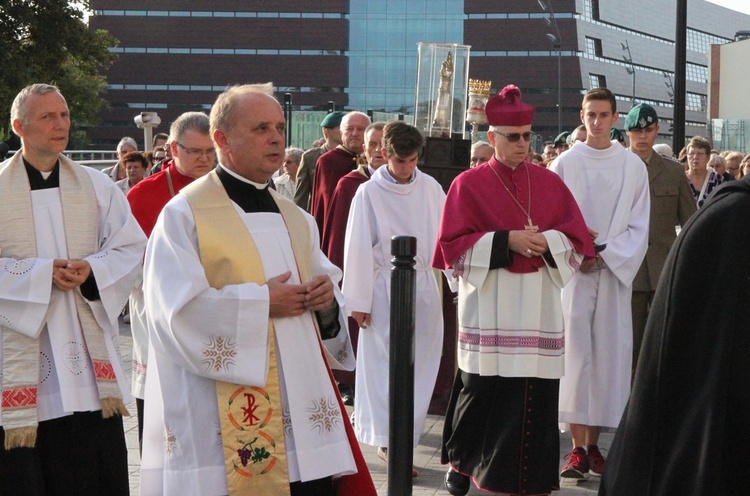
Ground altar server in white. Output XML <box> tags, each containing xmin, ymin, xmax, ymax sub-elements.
<box><xmin>342</xmin><ymin>121</ymin><xmax>446</xmax><ymax>469</ymax></box>
<box><xmin>550</xmin><ymin>87</ymin><xmax>649</xmax><ymax>482</ymax></box>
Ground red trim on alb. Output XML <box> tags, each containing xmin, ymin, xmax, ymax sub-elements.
<box><xmin>93</xmin><ymin>361</ymin><xmax>117</xmax><ymax>380</ymax></box>
<box><xmin>2</xmin><ymin>387</ymin><xmax>37</xmax><ymax>409</ymax></box>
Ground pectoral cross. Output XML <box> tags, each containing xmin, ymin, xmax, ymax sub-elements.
<box><xmin>525</xmin><ymin>217</ymin><xmax>538</xmax><ymax>231</ymax></box>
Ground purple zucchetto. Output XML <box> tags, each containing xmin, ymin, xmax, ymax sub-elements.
<box><xmin>485</xmin><ymin>85</ymin><xmax>535</xmax><ymax>127</ymax></box>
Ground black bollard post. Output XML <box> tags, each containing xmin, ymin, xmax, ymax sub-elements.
<box><xmin>388</xmin><ymin>236</ymin><xmax>416</xmax><ymax>496</ymax></box>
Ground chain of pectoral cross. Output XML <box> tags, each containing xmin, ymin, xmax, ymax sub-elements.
<box><xmin>488</xmin><ymin>163</ymin><xmax>538</xmax><ymax>230</ymax></box>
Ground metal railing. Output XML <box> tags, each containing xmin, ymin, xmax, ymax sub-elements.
<box><xmin>2</xmin><ymin>150</ymin><xmax>118</xmax><ymax>171</ymax></box>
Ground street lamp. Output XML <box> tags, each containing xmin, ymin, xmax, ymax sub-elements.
<box><xmin>663</xmin><ymin>71</ymin><xmax>674</xmax><ymax>102</ymax></box>
<box><xmin>539</xmin><ymin>0</ymin><xmax>562</xmax><ymax>135</ymax></box>
<box><xmin>133</xmin><ymin>112</ymin><xmax>161</xmax><ymax>151</ymax></box>
<box><xmin>663</xmin><ymin>71</ymin><xmax>675</xmax><ymax>133</ymax></box>
<box><xmin>621</xmin><ymin>40</ymin><xmax>636</xmax><ymax>106</ymax></box>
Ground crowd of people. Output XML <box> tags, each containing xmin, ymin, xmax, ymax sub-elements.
<box><xmin>1</xmin><ymin>80</ymin><xmax>748</xmax><ymax>496</ymax></box>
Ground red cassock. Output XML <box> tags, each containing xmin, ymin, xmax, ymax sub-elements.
<box><xmin>320</xmin><ymin>167</ymin><xmax>369</xmax><ymax>385</ymax></box>
<box><xmin>310</xmin><ymin>147</ymin><xmax>359</xmax><ymax>235</ymax></box>
<box><xmin>432</xmin><ymin>157</ymin><xmax>595</xmax><ymax>272</ymax></box>
<box><xmin>126</xmin><ymin>164</ymin><xmax>197</xmax><ymax>237</ymax></box>
<box><xmin>321</xmin><ymin>168</ymin><xmax>369</xmax><ymax>266</ymax></box>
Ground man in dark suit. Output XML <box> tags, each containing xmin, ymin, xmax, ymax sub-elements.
<box><xmin>626</xmin><ymin>103</ymin><xmax>696</xmax><ymax>378</ymax></box>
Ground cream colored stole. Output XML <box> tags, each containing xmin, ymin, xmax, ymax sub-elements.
<box><xmin>183</xmin><ymin>170</ymin><xmax>314</xmax><ymax>495</ymax></box>
<box><xmin>0</xmin><ymin>152</ymin><xmax>127</xmax><ymax>449</ymax></box>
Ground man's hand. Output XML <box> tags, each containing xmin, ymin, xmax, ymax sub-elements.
<box><xmin>304</xmin><ymin>274</ymin><xmax>335</xmax><ymax>312</ymax></box>
<box><xmin>508</xmin><ymin>230</ymin><xmax>549</xmax><ymax>258</ymax></box>
<box><xmin>352</xmin><ymin>311</ymin><xmax>371</xmax><ymax>329</ymax></box>
<box><xmin>53</xmin><ymin>259</ymin><xmax>91</xmax><ymax>292</ymax></box>
<box><xmin>267</xmin><ymin>271</ymin><xmax>307</xmax><ymax>318</ymax></box>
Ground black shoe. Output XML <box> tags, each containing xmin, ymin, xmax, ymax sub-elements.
<box><xmin>445</xmin><ymin>468</ymin><xmax>470</xmax><ymax>496</ymax></box>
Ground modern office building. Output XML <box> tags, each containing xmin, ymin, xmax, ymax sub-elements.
<box><xmin>709</xmin><ymin>37</ymin><xmax>750</xmax><ymax>152</ymax></box>
<box><xmin>89</xmin><ymin>0</ymin><xmax>750</xmax><ymax>150</ymax></box>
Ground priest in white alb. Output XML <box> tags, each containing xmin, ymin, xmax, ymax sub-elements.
<box><xmin>433</xmin><ymin>85</ymin><xmax>594</xmax><ymax>496</ymax></box>
<box><xmin>140</xmin><ymin>83</ymin><xmax>375</xmax><ymax>496</ymax></box>
<box><xmin>0</xmin><ymin>84</ymin><xmax>146</xmax><ymax>496</ymax></box>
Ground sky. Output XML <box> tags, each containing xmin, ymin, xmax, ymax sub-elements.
<box><xmin>707</xmin><ymin>0</ymin><xmax>750</xmax><ymax>15</ymax></box>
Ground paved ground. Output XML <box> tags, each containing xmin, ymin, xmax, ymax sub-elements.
<box><xmin>120</xmin><ymin>322</ymin><xmax>610</xmax><ymax>495</ymax></box>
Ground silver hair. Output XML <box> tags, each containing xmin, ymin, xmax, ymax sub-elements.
<box><xmin>10</xmin><ymin>84</ymin><xmax>63</xmax><ymax>131</ymax></box>
<box><xmin>340</xmin><ymin>111</ymin><xmax>371</xmax><ymax>130</ymax></box>
<box><xmin>471</xmin><ymin>140</ymin><xmax>492</xmax><ymax>152</ymax></box>
<box><xmin>116</xmin><ymin>136</ymin><xmax>138</xmax><ymax>153</ymax></box>
<box><xmin>284</xmin><ymin>147</ymin><xmax>304</xmax><ymax>163</ymax></box>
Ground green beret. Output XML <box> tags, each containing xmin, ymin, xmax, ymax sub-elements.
<box><xmin>320</xmin><ymin>111</ymin><xmax>346</xmax><ymax>128</ymax></box>
<box><xmin>610</xmin><ymin>127</ymin><xmax>625</xmax><ymax>142</ymax></box>
<box><xmin>554</xmin><ymin>131</ymin><xmax>570</xmax><ymax>147</ymax></box>
<box><xmin>625</xmin><ymin>103</ymin><xmax>658</xmax><ymax>130</ymax></box>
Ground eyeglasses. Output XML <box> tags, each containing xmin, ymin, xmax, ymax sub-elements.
<box><xmin>494</xmin><ymin>131</ymin><xmax>535</xmax><ymax>143</ymax></box>
<box><xmin>177</xmin><ymin>142</ymin><xmax>216</xmax><ymax>158</ymax></box>
<box><xmin>727</xmin><ymin>166</ymin><xmax>739</xmax><ymax>172</ymax></box>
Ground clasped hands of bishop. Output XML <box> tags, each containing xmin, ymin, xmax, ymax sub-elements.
<box><xmin>508</xmin><ymin>229</ymin><xmax>548</xmax><ymax>259</ymax></box>
<box><xmin>267</xmin><ymin>271</ymin><xmax>335</xmax><ymax>318</ymax></box>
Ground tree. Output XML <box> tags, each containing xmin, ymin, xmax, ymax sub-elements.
<box><xmin>0</xmin><ymin>0</ymin><xmax>118</xmax><ymax>145</ymax></box>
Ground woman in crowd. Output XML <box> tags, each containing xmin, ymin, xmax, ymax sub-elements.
<box><xmin>685</xmin><ymin>136</ymin><xmax>723</xmax><ymax>208</ymax></box>
<box><xmin>273</xmin><ymin>147</ymin><xmax>303</xmax><ymax>200</ymax></box>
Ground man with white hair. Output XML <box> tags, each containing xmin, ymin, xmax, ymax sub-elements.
<box><xmin>0</xmin><ymin>83</ymin><xmax>146</xmax><ymax>495</ymax></box>
<box><xmin>469</xmin><ymin>140</ymin><xmax>493</xmax><ymax>168</ymax></box>
<box><xmin>310</xmin><ymin>111</ymin><xmax>371</xmax><ymax>234</ymax></box>
<box><xmin>140</xmin><ymin>83</ymin><xmax>375</xmax><ymax>496</ymax></box>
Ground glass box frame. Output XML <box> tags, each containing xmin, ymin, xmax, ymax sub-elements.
<box><xmin>414</xmin><ymin>42</ymin><xmax>471</xmax><ymax>138</ymax></box>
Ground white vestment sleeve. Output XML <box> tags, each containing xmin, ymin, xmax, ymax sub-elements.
<box><xmin>143</xmin><ymin>198</ymin><xmax>271</xmax><ymax>386</ymax></box>
<box><xmin>342</xmin><ymin>187</ymin><xmax>377</xmax><ymax>314</ymax></box>
<box><xmin>598</xmin><ymin>170</ymin><xmax>650</xmax><ymax>287</ymax></box>
<box><xmin>83</xmin><ymin>175</ymin><xmax>147</xmax><ymax>329</ymax></box>
<box><xmin>0</xmin><ymin>257</ymin><xmax>54</xmax><ymax>338</ymax></box>
<box><xmin>542</xmin><ymin>229</ymin><xmax>584</xmax><ymax>289</ymax></box>
<box><xmin>459</xmin><ymin>232</ymin><xmax>495</xmax><ymax>289</ymax></box>
<box><xmin>308</xmin><ymin>219</ymin><xmax>354</xmax><ymax>371</ymax></box>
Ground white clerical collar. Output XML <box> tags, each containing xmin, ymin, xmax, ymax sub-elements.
<box><xmin>218</xmin><ymin>163</ymin><xmax>268</xmax><ymax>189</ymax></box>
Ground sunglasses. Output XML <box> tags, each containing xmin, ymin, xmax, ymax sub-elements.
<box><xmin>494</xmin><ymin>131</ymin><xmax>535</xmax><ymax>143</ymax></box>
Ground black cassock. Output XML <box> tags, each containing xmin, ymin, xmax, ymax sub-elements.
<box><xmin>601</xmin><ymin>175</ymin><xmax>750</xmax><ymax>496</ymax></box>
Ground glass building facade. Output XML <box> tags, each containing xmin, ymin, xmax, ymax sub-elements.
<box><xmin>347</xmin><ymin>0</ymin><xmax>464</xmax><ymax>113</ymax></box>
